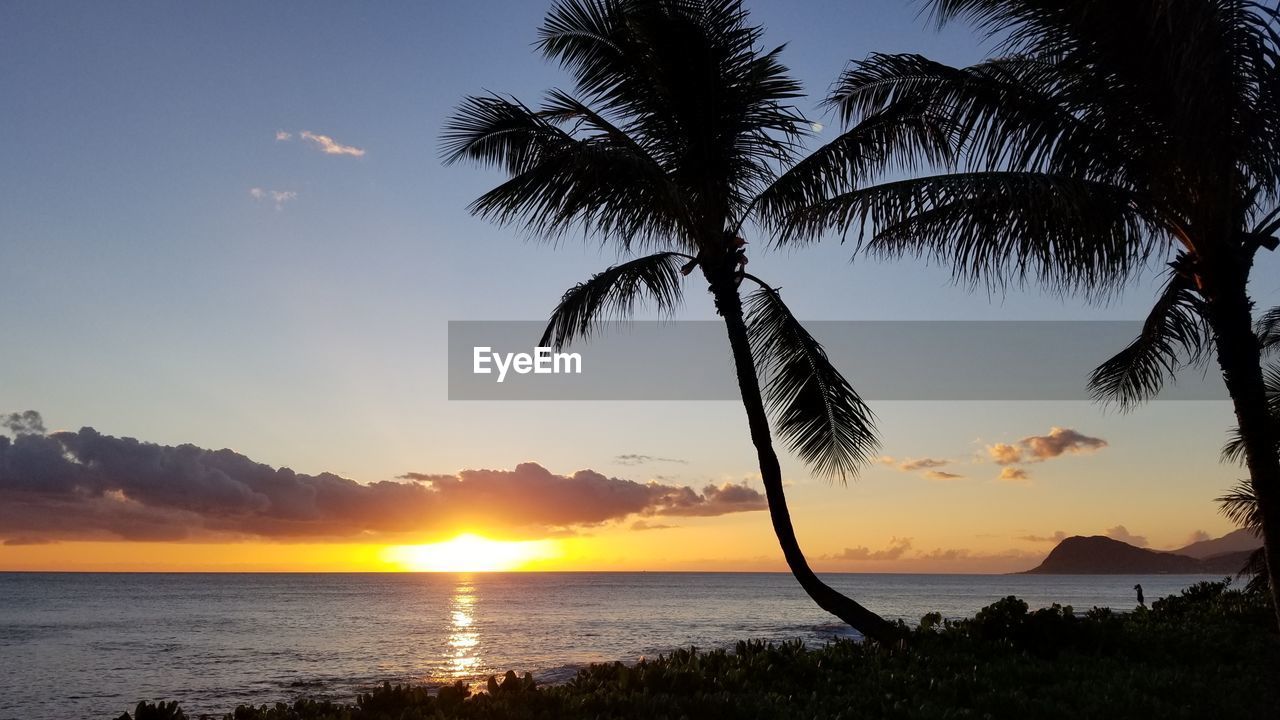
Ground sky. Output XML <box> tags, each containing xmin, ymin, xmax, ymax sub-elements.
<box><xmin>2</xmin><ymin>0</ymin><xmax>1276</xmax><ymax>573</ymax></box>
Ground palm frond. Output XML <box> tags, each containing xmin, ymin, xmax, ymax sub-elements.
<box><xmin>1222</xmin><ymin>426</ymin><xmax>1248</xmax><ymax>466</ymax></box>
<box><xmin>743</xmin><ymin>281</ymin><xmax>877</xmax><ymax>482</ymax></box>
<box><xmin>1257</xmin><ymin>305</ymin><xmax>1280</xmax><ymax>354</ymax></box>
<box><xmin>1241</xmin><ymin>547</ymin><xmax>1270</xmax><ymax>593</ymax></box>
<box><xmin>1223</xmin><ymin>360</ymin><xmax>1280</xmax><ymax>463</ymax></box>
<box><xmin>922</xmin><ymin>0</ymin><xmax>1280</xmax><ymax>196</ymax></box>
<box><xmin>540</xmin><ymin>252</ymin><xmax>688</xmax><ymax>350</ymax></box>
<box><xmin>1088</xmin><ymin>258</ymin><xmax>1210</xmax><ymax>409</ymax></box>
<box><xmin>1217</xmin><ymin>480</ymin><xmax>1262</xmax><ymax>529</ymax></box>
<box><xmin>537</xmin><ymin>0</ymin><xmax>808</xmax><ymax>220</ymax></box>
<box><xmin>755</xmin><ymin>98</ymin><xmax>954</xmax><ymax>239</ymax></box>
<box><xmin>785</xmin><ymin>171</ymin><xmax>1168</xmax><ymax>296</ymax></box>
<box><xmin>826</xmin><ymin>52</ymin><xmax>1134</xmax><ymax>183</ymax></box>
<box><xmin>441</xmin><ymin>93</ymin><xmax>688</xmax><ymax>250</ymax></box>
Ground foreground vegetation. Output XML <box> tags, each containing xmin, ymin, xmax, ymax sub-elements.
<box><xmin>118</xmin><ymin>581</ymin><xmax>1277</xmax><ymax>720</ymax></box>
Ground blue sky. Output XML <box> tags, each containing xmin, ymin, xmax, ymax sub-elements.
<box><xmin>2</xmin><ymin>0</ymin><xmax>1275</xmax><ymax>567</ymax></box>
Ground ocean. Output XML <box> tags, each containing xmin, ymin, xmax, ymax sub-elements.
<box><xmin>0</xmin><ymin>572</ymin><xmax>1222</xmax><ymax>719</ymax></box>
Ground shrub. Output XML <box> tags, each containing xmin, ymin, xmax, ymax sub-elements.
<box><xmin>114</xmin><ymin>582</ymin><xmax>1277</xmax><ymax>720</ymax></box>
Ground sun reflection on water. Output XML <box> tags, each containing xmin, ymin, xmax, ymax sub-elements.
<box><xmin>445</xmin><ymin>578</ymin><xmax>481</xmax><ymax>678</ymax></box>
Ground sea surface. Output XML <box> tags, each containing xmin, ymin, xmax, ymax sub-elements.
<box><xmin>0</xmin><ymin>572</ymin><xmax>1222</xmax><ymax>719</ymax></box>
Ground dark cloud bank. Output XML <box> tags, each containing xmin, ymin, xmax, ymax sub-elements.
<box><xmin>0</xmin><ymin>414</ymin><xmax>765</xmax><ymax>545</ymax></box>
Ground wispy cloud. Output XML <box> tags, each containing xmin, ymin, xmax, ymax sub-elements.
<box><xmin>879</xmin><ymin>456</ymin><xmax>961</xmax><ymax>480</ymax></box>
<box><xmin>914</xmin><ymin>547</ymin><xmax>1039</xmax><ymax>564</ymax></box>
<box><xmin>300</xmin><ymin>130</ymin><xmax>365</xmax><ymax>157</ymax></box>
<box><xmin>899</xmin><ymin>457</ymin><xmax>949</xmax><ymax>471</ymax></box>
<box><xmin>615</xmin><ymin>454</ymin><xmax>688</xmax><ymax>466</ymax></box>
<box><xmin>1017</xmin><ymin>530</ymin><xmax>1067</xmax><ymax>543</ymax></box>
<box><xmin>275</xmin><ymin>130</ymin><xmax>293</xmax><ymax>141</ymax></box>
<box><xmin>631</xmin><ymin>520</ymin><xmax>677</xmax><ymax>532</ymax></box>
<box><xmin>824</xmin><ymin>538</ymin><xmax>1041</xmax><ymax>572</ymax></box>
<box><xmin>249</xmin><ymin>187</ymin><xmax>298</xmax><ymax>210</ymax></box>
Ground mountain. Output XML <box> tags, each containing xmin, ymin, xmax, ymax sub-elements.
<box><xmin>1021</xmin><ymin>535</ymin><xmax>1253</xmax><ymax>574</ymax></box>
<box><xmin>1171</xmin><ymin>528</ymin><xmax>1261</xmax><ymax>559</ymax></box>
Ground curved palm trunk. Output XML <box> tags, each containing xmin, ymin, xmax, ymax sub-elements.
<box><xmin>711</xmin><ymin>281</ymin><xmax>901</xmax><ymax>645</ymax></box>
<box><xmin>1206</xmin><ymin>279</ymin><xmax>1280</xmax><ymax>625</ymax></box>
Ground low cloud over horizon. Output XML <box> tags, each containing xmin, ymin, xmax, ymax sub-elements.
<box><xmin>1104</xmin><ymin>525</ymin><xmax>1149</xmax><ymax>547</ymax></box>
<box><xmin>0</xmin><ymin>413</ymin><xmax>765</xmax><ymax>546</ymax></box>
<box><xmin>824</xmin><ymin>537</ymin><xmax>1041</xmax><ymax>572</ymax></box>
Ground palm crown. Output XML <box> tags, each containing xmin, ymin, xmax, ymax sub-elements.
<box><xmin>782</xmin><ymin>0</ymin><xmax>1280</xmax><ymax>399</ymax></box>
<box><xmin>442</xmin><ymin>0</ymin><xmax>804</xmax><ymax>254</ymax></box>
<box><xmin>777</xmin><ymin>0</ymin><xmax>1280</xmax><ymax>616</ymax></box>
<box><xmin>442</xmin><ymin>0</ymin><xmax>912</xmax><ymax>641</ymax></box>
<box><xmin>441</xmin><ymin>0</ymin><xmax>920</xmax><ymax>482</ymax></box>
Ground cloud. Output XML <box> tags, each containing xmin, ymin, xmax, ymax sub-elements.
<box><xmin>1017</xmin><ymin>530</ymin><xmax>1068</xmax><ymax>543</ymax></box>
<box><xmin>998</xmin><ymin>467</ymin><xmax>1030</xmax><ymax>483</ymax></box>
<box><xmin>300</xmin><ymin>130</ymin><xmax>365</xmax><ymax>157</ymax></box>
<box><xmin>1022</xmin><ymin>427</ymin><xmax>1108</xmax><ymax>460</ymax></box>
<box><xmin>614</xmin><ymin>454</ymin><xmax>687</xmax><ymax>466</ymax></box>
<box><xmin>2</xmin><ymin>536</ymin><xmax>56</xmax><ymax>546</ymax></box>
<box><xmin>987</xmin><ymin>443</ymin><xmax>1023</xmax><ymax>465</ymax></box>
<box><xmin>649</xmin><ymin>481</ymin><xmax>768</xmax><ymax>517</ymax></box>
<box><xmin>880</xmin><ymin>456</ymin><xmax>961</xmax><ymax>480</ymax></box>
<box><xmin>630</xmin><ymin>520</ymin><xmax>677</xmax><ymax>532</ymax></box>
<box><xmin>275</xmin><ymin>130</ymin><xmax>293</xmax><ymax>141</ymax></box>
<box><xmin>249</xmin><ymin>187</ymin><xmax>298</xmax><ymax>210</ymax></box>
<box><xmin>986</xmin><ymin>427</ymin><xmax>1107</xmax><ymax>465</ymax></box>
<box><xmin>0</xmin><ymin>414</ymin><xmax>765</xmax><ymax>545</ymax></box>
<box><xmin>824</xmin><ymin>539</ymin><xmax>1040</xmax><ymax>572</ymax></box>
<box><xmin>829</xmin><ymin>537</ymin><xmax>913</xmax><ymax>561</ymax></box>
<box><xmin>1104</xmin><ymin>525</ymin><xmax>1149</xmax><ymax>547</ymax></box>
<box><xmin>1183</xmin><ymin>530</ymin><xmax>1212</xmax><ymax>545</ymax></box>
<box><xmin>915</xmin><ymin>547</ymin><xmax>1041</xmax><ymax>564</ymax></box>
<box><xmin>899</xmin><ymin>458</ymin><xmax>949</xmax><ymax>471</ymax></box>
<box><xmin>3</xmin><ymin>411</ymin><xmax>45</xmax><ymax>436</ymax></box>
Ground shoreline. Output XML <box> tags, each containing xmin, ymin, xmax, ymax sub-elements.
<box><xmin>113</xmin><ymin>580</ymin><xmax>1278</xmax><ymax>720</ymax></box>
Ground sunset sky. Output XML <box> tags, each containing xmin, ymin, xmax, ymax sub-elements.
<box><xmin>3</xmin><ymin>0</ymin><xmax>1277</xmax><ymax>573</ymax></box>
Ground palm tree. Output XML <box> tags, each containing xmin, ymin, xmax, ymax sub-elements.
<box><xmin>771</xmin><ymin>0</ymin><xmax>1280</xmax><ymax>626</ymax></box>
<box><xmin>1220</xmin><ymin>307</ymin><xmax>1280</xmax><ymax>592</ymax></box>
<box><xmin>440</xmin><ymin>0</ymin><xmax>934</xmax><ymax>644</ymax></box>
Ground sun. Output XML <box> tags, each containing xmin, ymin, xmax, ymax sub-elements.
<box><xmin>383</xmin><ymin>534</ymin><xmax>557</xmax><ymax>572</ymax></box>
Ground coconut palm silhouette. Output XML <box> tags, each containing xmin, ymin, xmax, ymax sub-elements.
<box><xmin>1219</xmin><ymin>307</ymin><xmax>1280</xmax><ymax>591</ymax></box>
<box><xmin>775</xmin><ymin>0</ymin><xmax>1280</xmax><ymax>628</ymax></box>
<box><xmin>441</xmin><ymin>0</ymin><xmax>939</xmax><ymax>643</ymax></box>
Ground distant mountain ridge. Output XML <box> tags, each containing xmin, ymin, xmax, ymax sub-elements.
<box><xmin>1171</xmin><ymin>528</ymin><xmax>1261</xmax><ymax>559</ymax></box>
<box><xmin>1021</xmin><ymin>534</ymin><xmax>1255</xmax><ymax>575</ymax></box>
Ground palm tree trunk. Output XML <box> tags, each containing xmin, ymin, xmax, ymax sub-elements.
<box><xmin>1206</xmin><ymin>277</ymin><xmax>1280</xmax><ymax>627</ymax></box>
<box><xmin>711</xmin><ymin>281</ymin><xmax>902</xmax><ymax>645</ymax></box>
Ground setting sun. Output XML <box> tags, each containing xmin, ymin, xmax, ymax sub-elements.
<box><xmin>383</xmin><ymin>534</ymin><xmax>558</xmax><ymax>572</ymax></box>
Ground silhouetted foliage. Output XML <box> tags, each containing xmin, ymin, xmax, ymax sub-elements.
<box><xmin>776</xmin><ymin>0</ymin><xmax>1280</xmax><ymax>627</ymax></box>
<box><xmin>119</xmin><ymin>582</ymin><xmax>1276</xmax><ymax>720</ymax></box>
<box><xmin>443</xmin><ymin>0</ymin><xmax>897</xmax><ymax>640</ymax></box>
